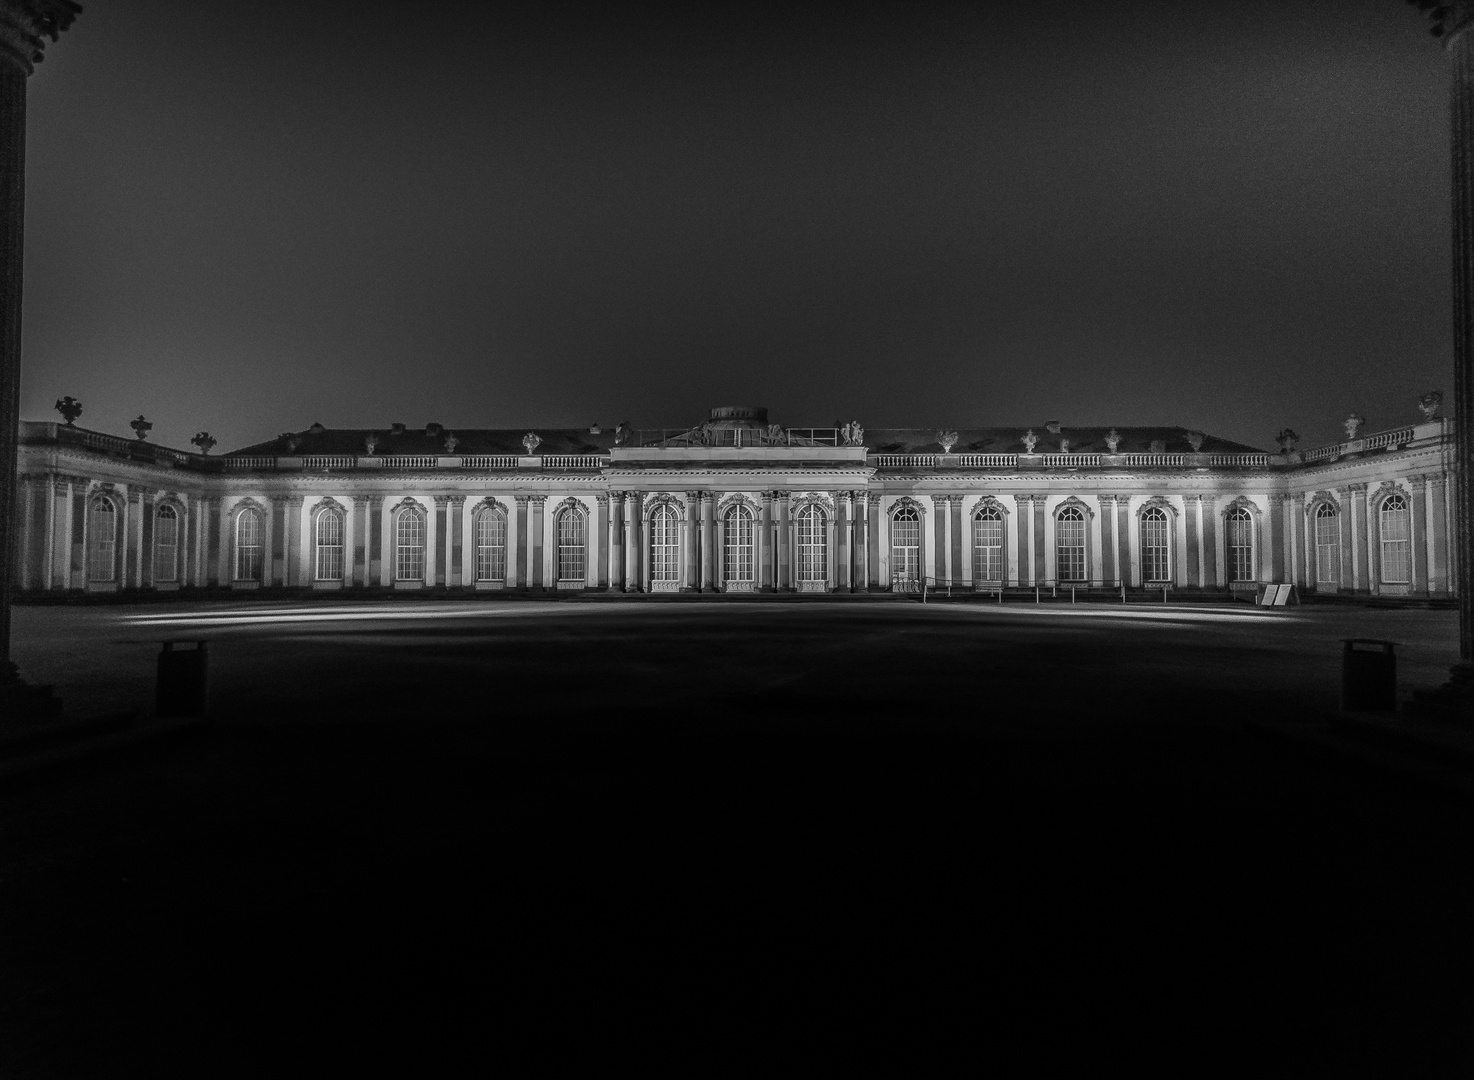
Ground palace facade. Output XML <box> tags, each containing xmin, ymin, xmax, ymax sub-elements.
<box><xmin>10</xmin><ymin>404</ymin><xmax>1457</xmax><ymax>599</ymax></box>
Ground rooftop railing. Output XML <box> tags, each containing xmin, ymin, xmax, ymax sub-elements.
<box><xmin>625</xmin><ymin>427</ymin><xmax>844</xmax><ymax>448</ymax></box>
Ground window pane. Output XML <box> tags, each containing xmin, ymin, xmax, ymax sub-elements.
<box><xmin>1141</xmin><ymin>507</ymin><xmax>1169</xmax><ymax>583</ymax></box>
<box><xmin>1056</xmin><ymin>507</ymin><xmax>1085</xmax><ymax>582</ymax></box>
<box><xmin>88</xmin><ymin>499</ymin><xmax>117</xmax><ymax>582</ymax></box>
<box><xmin>1380</xmin><ymin>496</ymin><xmax>1410</xmax><ymax>584</ymax></box>
<box><xmin>1228</xmin><ymin>508</ymin><xmax>1254</xmax><ymax>582</ymax></box>
<box><xmin>651</xmin><ymin>505</ymin><xmax>679</xmax><ymax>581</ymax></box>
<box><xmin>798</xmin><ymin>505</ymin><xmax>826</xmax><ymax>582</ymax></box>
<box><xmin>476</xmin><ymin>508</ymin><xmax>506</xmax><ymax>581</ymax></box>
<box><xmin>316</xmin><ymin>508</ymin><xmax>344</xmax><ymax>580</ymax></box>
<box><xmin>558</xmin><ymin>507</ymin><xmax>586</xmax><ymax>581</ymax></box>
<box><xmin>891</xmin><ymin>508</ymin><xmax>919</xmax><ymax>582</ymax></box>
<box><xmin>396</xmin><ymin>508</ymin><xmax>425</xmax><ymax>581</ymax></box>
<box><xmin>973</xmin><ymin>509</ymin><xmax>1002</xmax><ymax>581</ymax></box>
<box><xmin>153</xmin><ymin>504</ymin><xmax>179</xmax><ymax>583</ymax></box>
<box><xmin>1314</xmin><ymin>505</ymin><xmax>1339</xmax><ymax>584</ymax></box>
<box><xmin>236</xmin><ymin>508</ymin><xmax>263</xmax><ymax>581</ymax></box>
<box><xmin>724</xmin><ymin>506</ymin><xmax>754</xmax><ymax>581</ymax></box>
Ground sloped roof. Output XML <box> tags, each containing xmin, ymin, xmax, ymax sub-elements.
<box><xmin>226</xmin><ymin>422</ymin><xmax>1267</xmax><ymax>457</ymax></box>
<box><xmin>861</xmin><ymin>426</ymin><xmax>1267</xmax><ymax>455</ymax></box>
<box><xmin>228</xmin><ymin>425</ymin><xmax>617</xmax><ymax>457</ymax></box>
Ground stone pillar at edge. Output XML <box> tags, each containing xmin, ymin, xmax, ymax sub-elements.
<box><xmin>701</xmin><ymin>492</ymin><xmax>717</xmax><ymax>592</ymax></box>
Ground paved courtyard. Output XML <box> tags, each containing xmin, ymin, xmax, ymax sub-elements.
<box><xmin>2</xmin><ymin>599</ymin><xmax>1471</xmax><ymax>1073</ymax></box>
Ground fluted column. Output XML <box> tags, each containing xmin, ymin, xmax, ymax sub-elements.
<box><xmin>682</xmin><ymin>491</ymin><xmax>701</xmax><ymax>592</ymax></box>
<box><xmin>607</xmin><ymin>490</ymin><xmax>624</xmax><ymax>591</ymax></box>
<box><xmin>623</xmin><ymin>492</ymin><xmax>640</xmax><ymax>592</ymax></box>
<box><xmin>1430</xmin><ymin>475</ymin><xmax>1451</xmax><ymax>596</ymax></box>
<box><xmin>759</xmin><ymin>492</ymin><xmax>774</xmax><ymax>591</ymax></box>
<box><xmin>701</xmin><ymin>491</ymin><xmax>717</xmax><ymax>592</ymax></box>
<box><xmin>775</xmin><ymin>491</ymin><xmax>792</xmax><ymax>591</ymax></box>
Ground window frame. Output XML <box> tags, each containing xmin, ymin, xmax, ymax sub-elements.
<box><xmin>1378</xmin><ymin>493</ymin><xmax>1411</xmax><ymax>585</ymax></box>
<box><xmin>235</xmin><ymin>505</ymin><xmax>264</xmax><ymax>582</ymax></box>
<box><xmin>1226</xmin><ymin>506</ymin><xmax>1255</xmax><ymax>583</ymax></box>
<box><xmin>395</xmin><ymin>504</ymin><xmax>426</xmax><ymax>582</ymax></box>
<box><xmin>152</xmin><ymin>502</ymin><xmax>180</xmax><ymax>584</ymax></box>
<box><xmin>891</xmin><ymin>505</ymin><xmax>921</xmax><ymax>584</ymax></box>
<box><xmin>87</xmin><ymin>494</ymin><xmax>118</xmax><ymax>583</ymax></box>
<box><xmin>723</xmin><ymin>504</ymin><xmax>755</xmax><ymax>583</ymax></box>
<box><xmin>1056</xmin><ymin>505</ymin><xmax>1086</xmax><ymax>583</ymax></box>
<box><xmin>315</xmin><ymin>503</ymin><xmax>346</xmax><ymax>581</ymax></box>
<box><xmin>475</xmin><ymin>503</ymin><xmax>508</xmax><ymax>582</ymax></box>
<box><xmin>1140</xmin><ymin>506</ymin><xmax>1170</xmax><ymax>583</ymax></box>
<box><xmin>972</xmin><ymin>506</ymin><xmax>1003</xmax><ymax>583</ymax></box>
<box><xmin>556</xmin><ymin>503</ymin><xmax>587</xmax><ymax>583</ymax></box>
<box><xmin>1314</xmin><ymin>502</ymin><xmax>1340</xmax><ymax>586</ymax></box>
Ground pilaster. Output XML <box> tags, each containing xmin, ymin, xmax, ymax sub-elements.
<box><xmin>1430</xmin><ymin>475</ymin><xmax>1451</xmax><ymax>596</ymax></box>
<box><xmin>759</xmin><ymin>492</ymin><xmax>775</xmax><ymax>591</ymax></box>
<box><xmin>701</xmin><ymin>491</ymin><xmax>717</xmax><ymax>592</ymax></box>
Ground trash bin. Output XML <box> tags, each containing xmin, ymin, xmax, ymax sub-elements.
<box><xmin>1341</xmin><ymin>639</ymin><xmax>1397</xmax><ymax>714</ymax></box>
<box><xmin>157</xmin><ymin>641</ymin><xmax>209</xmax><ymax>718</ymax></box>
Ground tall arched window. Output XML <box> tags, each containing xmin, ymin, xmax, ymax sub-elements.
<box><xmin>476</xmin><ymin>505</ymin><xmax>507</xmax><ymax>581</ymax></box>
<box><xmin>797</xmin><ymin>504</ymin><xmax>827</xmax><ymax>586</ymax></box>
<box><xmin>973</xmin><ymin>507</ymin><xmax>1003</xmax><ymax>582</ymax></box>
<box><xmin>557</xmin><ymin>505</ymin><xmax>586</xmax><ymax>582</ymax></box>
<box><xmin>315</xmin><ymin>505</ymin><xmax>345</xmax><ymax>581</ymax></box>
<box><xmin>153</xmin><ymin>503</ymin><xmax>179</xmax><ymax>583</ymax></box>
<box><xmin>1140</xmin><ymin>506</ymin><xmax>1170</xmax><ymax>583</ymax></box>
<box><xmin>396</xmin><ymin>505</ymin><xmax>426</xmax><ymax>581</ymax></box>
<box><xmin>651</xmin><ymin>503</ymin><xmax>680</xmax><ymax>586</ymax></box>
<box><xmin>1379</xmin><ymin>494</ymin><xmax>1411</xmax><ymax>584</ymax></box>
<box><xmin>1314</xmin><ymin>503</ymin><xmax>1340</xmax><ymax>585</ymax></box>
<box><xmin>1227</xmin><ymin>506</ymin><xmax>1255</xmax><ymax>582</ymax></box>
<box><xmin>88</xmin><ymin>495</ymin><xmax>117</xmax><ymax>582</ymax></box>
<box><xmin>891</xmin><ymin>506</ymin><xmax>920</xmax><ymax>584</ymax></box>
<box><xmin>235</xmin><ymin>506</ymin><xmax>264</xmax><ymax>581</ymax></box>
<box><xmin>723</xmin><ymin>504</ymin><xmax>755</xmax><ymax>584</ymax></box>
<box><xmin>1056</xmin><ymin>505</ymin><xmax>1086</xmax><ymax>582</ymax></box>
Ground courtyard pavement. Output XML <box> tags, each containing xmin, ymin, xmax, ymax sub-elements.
<box><xmin>2</xmin><ymin>599</ymin><xmax>1472</xmax><ymax>1073</ymax></box>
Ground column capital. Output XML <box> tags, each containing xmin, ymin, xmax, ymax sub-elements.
<box><xmin>1096</xmin><ymin>494</ymin><xmax>1117</xmax><ymax>505</ymax></box>
<box><xmin>0</xmin><ymin>1</ymin><xmax>80</xmax><ymax>78</ymax></box>
<box><xmin>513</xmin><ymin>495</ymin><xmax>530</xmax><ymax>507</ymax></box>
<box><xmin>1345</xmin><ymin>482</ymin><xmax>1368</xmax><ymax>494</ymax></box>
<box><xmin>528</xmin><ymin>494</ymin><xmax>548</xmax><ymax>506</ymax></box>
<box><xmin>367</xmin><ymin>495</ymin><xmax>384</xmax><ymax>509</ymax></box>
<box><xmin>1429</xmin><ymin>473</ymin><xmax>1449</xmax><ymax>488</ymax></box>
<box><xmin>433</xmin><ymin>495</ymin><xmax>450</xmax><ymax>507</ymax></box>
<box><xmin>594</xmin><ymin>493</ymin><xmax>609</xmax><ymax>507</ymax></box>
<box><xmin>685</xmin><ymin>490</ymin><xmax>703</xmax><ymax>502</ymax></box>
<box><xmin>867</xmin><ymin>492</ymin><xmax>881</xmax><ymax>507</ymax></box>
<box><xmin>1409</xmin><ymin>473</ymin><xmax>1430</xmax><ymax>484</ymax></box>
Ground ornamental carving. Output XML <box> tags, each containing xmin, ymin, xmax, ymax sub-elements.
<box><xmin>840</xmin><ymin>421</ymin><xmax>866</xmax><ymax>446</ymax></box>
<box><xmin>1222</xmin><ymin>495</ymin><xmax>1260</xmax><ymax>519</ymax></box>
<box><xmin>391</xmin><ymin>496</ymin><xmax>425</xmax><ymax>515</ymax></box>
<box><xmin>54</xmin><ymin>395</ymin><xmax>81</xmax><ymax>425</ymax></box>
<box><xmin>1021</xmin><ymin>430</ymin><xmax>1038</xmax><ymax>454</ymax></box>
<box><xmin>718</xmin><ymin>492</ymin><xmax>758</xmax><ymax>515</ymax></box>
<box><xmin>1138</xmin><ymin>495</ymin><xmax>1177</xmax><ymax>518</ymax></box>
<box><xmin>1053</xmin><ymin>496</ymin><xmax>1095</xmax><ymax>520</ymax></box>
<box><xmin>474</xmin><ymin>496</ymin><xmax>507</xmax><ymax>516</ymax></box>
<box><xmin>789</xmin><ymin>491</ymin><xmax>836</xmax><ymax>516</ymax></box>
<box><xmin>1275</xmin><ymin>428</ymin><xmax>1299</xmax><ymax>452</ymax></box>
<box><xmin>643</xmin><ymin>492</ymin><xmax>686</xmax><ymax>519</ymax></box>
<box><xmin>889</xmin><ymin>495</ymin><xmax>927</xmax><ymax>518</ymax></box>
<box><xmin>1419</xmin><ymin>390</ymin><xmax>1443</xmax><ymax>420</ymax></box>
<box><xmin>1343</xmin><ymin>413</ymin><xmax>1365</xmax><ymax>440</ymax></box>
<box><xmin>1186</xmin><ymin>431</ymin><xmax>1205</xmax><ymax>452</ymax></box>
<box><xmin>1369</xmin><ymin>481</ymin><xmax>1405</xmax><ymax>509</ymax></box>
<box><xmin>553</xmin><ymin>496</ymin><xmax>585</xmax><ymax>516</ymax></box>
<box><xmin>1307</xmin><ymin>490</ymin><xmax>1341</xmax><ymax>513</ymax></box>
<box><xmin>191</xmin><ymin>431</ymin><xmax>217</xmax><ymax>454</ymax></box>
<box><xmin>316</xmin><ymin>496</ymin><xmax>345</xmax><ymax>514</ymax></box>
<box><xmin>522</xmin><ymin>432</ymin><xmax>542</xmax><ymax>455</ymax></box>
<box><xmin>937</xmin><ymin>429</ymin><xmax>958</xmax><ymax>453</ymax></box>
<box><xmin>1104</xmin><ymin>429</ymin><xmax>1122</xmax><ymax>453</ymax></box>
<box><xmin>971</xmin><ymin>496</ymin><xmax>1008</xmax><ymax>518</ymax></box>
<box><xmin>130</xmin><ymin>415</ymin><xmax>153</xmax><ymax>441</ymax></box>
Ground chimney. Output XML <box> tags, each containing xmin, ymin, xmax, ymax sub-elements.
<box><xmin>390</xmin><ymin>422</ymin><xmax>406</xmax><ymax>435</ymax></box>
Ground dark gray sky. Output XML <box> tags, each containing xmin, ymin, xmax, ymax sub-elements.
<box><xmin>17</xmin><ymin>0</ymin><xmax>1454</xmax><ymax>452</ymax></box>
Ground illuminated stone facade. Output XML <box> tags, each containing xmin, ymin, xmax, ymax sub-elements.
<box><xmin>10</xmin><ymin>405</ymin><xmax>1457</xmax><ymax>599</ymax></box>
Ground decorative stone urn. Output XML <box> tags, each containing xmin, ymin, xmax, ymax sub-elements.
<box><xmin>190</xmin><ymin>431</ymin><xmax>216</xmax><ymax>455</ymax></box>
<box><xmin>1058</xmin><ymin>438</ymin><xmax>1070</xmax><ymax>454</ymax></box>
<box><xmin>444</xmin><ymin>433</ymin><xmax>459</xmax><ymax>453</ymax></box>
<box><xmin>937</xmin><ymin>429</ymin><xmax>958</xmax><ymax>453</ymax></box>
<box><xmin>1276</xmin><ymin>428</ymin><xmax>1299</xmax><ymax>453</ymax></box>
<box><xmin>364</xmin><ymin>434</ymin><xmax>379</xmax><ymax>455</ymax></box>
<box><xmin>1186</xmin><ymin>431</ymin><xmax>1205</xmax><ymax>452</ymax></box>
<box><xmin>1419</xmin><ymin>390</ymin><xmax>1443</xmax><ymax>420</ymax></box>
<box><xmin>53</xmin><ymin>396</ymin><xmax>81</xmax><ymax>425</ymax></box>
<box><xmin>522</xmin><ymin>432</ymin><xmax>542</xmax><ymax>455</ymax></box>
<box><xmin>1343</xmin><ymin>413</ymin><xmax>1365</xmax><ymax>440</ymax></box>
<box><xmin>129</xmin><ymin>415</ymin><xmax>152</xmax><ymax>441</ymax></box>
<box><xmin>1021</xmin><ymin>429</ymin><xmax>1038</xmax><ymax>454</ymax></box>
<box><xmin>1104</xmin><ymin>429</ymin><xmax>1121</xmax><ymax>453</ymax></box>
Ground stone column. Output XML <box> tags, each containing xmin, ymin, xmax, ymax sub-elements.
<box><xmin>350</xmin><ymin>496</ymin><xmax>367</xmax><ymax>586</ymax></box>
<box><xmin>125</xmin><ymin>489</ymin><xmax>142</xmax><ymax>589</ymax></box>
<box><xmin>682</xmin><ymin>491</ymin><xmax>701</xmax><ymax>592</ymax></box>
<box><xmin>853</xmin><ymin>492</ymin><xmax>868</xmax><ymax>591</ymax></box>
<box><xmin>775</xmin><ymin>491</ymin><xmax>792</xmax><ymax>591</ymax></box>
<box><xmin>1097</xmin><ymin>495</ymin><xmax>1116</xmax><ymax>585</ymax></box>
<box><xmin>825</xmin><ymin>503</ymin><xmax>837</xmax><ymax>590</ymax></box>
<box><xmin>1350</xmin><ymin>483</ymin><xmax>1369</xmax><ymax>592</ymax></box>
<box><xmin>640</xmin><ymin>498</ymin><xmax>653</xmax><ymax>592</ymax></box>
<box><xmin>529</xmin><ymin>495</ymin><xmax>546</xmax><ymax>590</ymax></box>
<box><xmin>759</xmin><ymin>491</ymin><xmax>774</xmax><ymax>591</ymax></box>
<box><xmin>1013</xmin><ymin>494</ymin><xmax>1032</xmax><ymax>585</ymax></box>
<box><xmin>949</xmin><ymin>496</ymin><xmax>963</xmax><ymax>587</ymax></box>
<box><xmin>607</xmin><ymin>491</ymin><xmax>623</xmax><ymax>591</ymax></box>
<box><xmin>42</xmin><ymin>473</ymin><xmax>56</xmax><ymax>589</ymax></box>
<box><xmin>430</xmin><ymin>496</ymin><xmax>447</xmax><ymax>587</ymax></box>
<box><xmin>1430</xmin><ymin>475</ymin><xmax>1451</xmax><ymax>596</ymax></box>
<box><xmin>623</xmin><ymin>492</ymin><xmax>640</xmax><ymax>592</ymax></box>
<box><xmin>1411</xmin><ymin>476</ymin><xmax>1430</xmax><ymax>595</ymax></box>
<box><xmin>1269</xmin><ymin>494</ymin><xmax>1287</xmax><ymax>582</ymax></box>
<box><xmin>931</xmin><ymin>495</ymin><xmax>947</xmax><ymax>584</ymax></box>
<box><xmin>1183</xmin><ymin>495</ymin><xmax>1201</xmax><ymax>587</ymax></box>
<box><xmin>701</xmin><ymin>492</ymin><xmax>717</xmax><ymax>592</ymax></box>
<box><xmin>1032</xmin><ymin>495</ymin><xmax>1047</xmax><ymax>585</ymax></box>
<box><xmin>1337</xmin><ymin>488</ymin><xmax>1355</xmax><ymax>591</ymax></box>
<box><xmin>837</xmin><ymin>492</ymin><xmax>852</xmax><ymax>592</ymax></box>
<box><xmin>866</xmin><ymin>493</ymin><xmax>881</xmax><ymax>590</ymax></box>
<box><xmin>513</xmin><ymin>496</ymin><xmax>530</xmax><ymax>589</ymax></box>
<box><xmin>0</xmin><ymin>3</ymin><xmax>80</xmax><ymax>692</ymax></box>
<box><xmin>1200</xmin><ymin>496</ymin><xmax>1218</xmax><ymax>589</ymax></box>
<box><xmin>283</xmin><ymin>495</ymin><xmax>304</xmax><ymax>587</ymax></box>
<box><xmin>595</xmin><ymin>494</ymin><xmax>609</xmax><ymax>589</ymax></box>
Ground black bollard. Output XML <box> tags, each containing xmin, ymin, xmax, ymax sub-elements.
<box><xmin>157</xmin><ymin>641</ymin><xmax>210</xmax><ymax>718</ymax></box>
<box><xmin>1341</xmin><ymin>639</ymin><xmax>1398</xmax><ymax>714</ymax></box>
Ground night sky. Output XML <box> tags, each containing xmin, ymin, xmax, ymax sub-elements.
<box><xmin>15</xmin><ymin>1</ymin><xmax>1455</xmax><ymax>453</ymax></box>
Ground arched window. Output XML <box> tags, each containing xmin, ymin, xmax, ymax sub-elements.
<box><xmin>797</xmin><ymin>504</ymin><xmax>827</xmax><ymax>585</ymax></box>
<box><xmin>891</xmin><ymin>506</ymin><xmax>920</xmax><ymax>584</ymax></box>
<box><xmin>557</xmin><ymin>505</ymin><xmax>586</xmax><ymax>582</ymax></box>
<box><xmin>973</xmin><ymin>507</ymin><xmax>1003</xmax><ymax>582</ymax></box>
<box><xmin>235</xmin><ymin>506</ymin><xmax>264</xmax><ymax>581</ymax></box>
<box><xmin>1140</xmin><ymin>506</ymin><xmax>1170</xmax><ymax>583</ymax></box>
<box><xmin>395</xmin><ymin>505</ymin><xmax>426</xmax><ymax>581</ymax></box>
<box><xmin>315</xmin><ymin>505</ymin><xmax>345</xmax><ymax>581</ymax></box>
<box><xmin>88</xmin><ymin>496</ymin><xmax>117</xmax><ymax>582</ymax></box>
<box><xmin>475</xmin><ymin>505</ymin><xmax>507</xmax><ymax>581</ymax></box>
<box><xmin>1227</xmin><ymin>506</ymin><xmax>1254</xmax><ymax>582</ymax></box>
<box><xmin>651</xmin><ymin>503</ymin><xmax>680</xmax><ymax>585</ymax></box>
<box><xmin>1314</xmin><ymin>503</ymin><xmax>1340</xmax><ymax>585</ymax></box>
<box><xmin>723</xmin><ymin>505</ymin><xmax>755</xmax><ymax>583</ymax></box>
<box><xmin>153</xmin><ymin>503</ymin><xmax>179</xmax><ymax>583</ymax></box>
<box><xmin>1056</xmin><ymin>505</ymin><xmax>1086</xmax><ymax>582</ymax></box>
<box><xmin>1379</xmin><ymin>494</ymin><xmax>1411</xmax><ymax>584</ymax></box>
